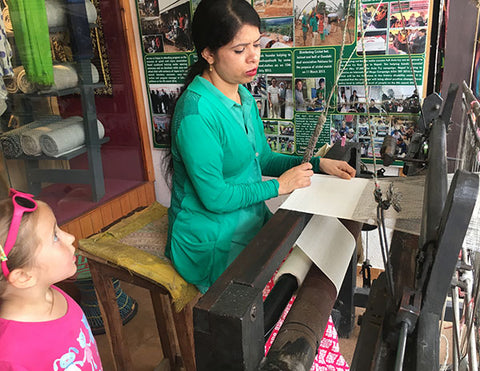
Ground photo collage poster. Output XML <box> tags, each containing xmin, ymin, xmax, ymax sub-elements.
<box><xmin>136</xmin><ymin>0</ymin><xmax>431</xmax><ymax>161</ymax></box>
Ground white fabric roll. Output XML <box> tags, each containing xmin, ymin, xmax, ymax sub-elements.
<box><xmin>17</xmin><ymin>63</ymin><xmax>100</xmax><ymax>93</ymax></box>
<box><xmin>275</xmin><ymin>246</ymin><xmax>312</xmax><ymax>287</ymax></box>
<box><xmin>40</xmin><ymin>116</ymin><xmax>105</xmax><ymax>157</ymax></box>
<box><xmin>45</xmin><ymin>0</ymin><xmax>98</xmax><ymax>28</ymax></box>
<box><xmin>50</xmin><ymin>64</ymin><xmax>79</xmax><ymax>91</ymax></box>
<box><xmin>21</xmin><ymin>121</ymin><xmax>67</xmax><ymax>156</ymax></box>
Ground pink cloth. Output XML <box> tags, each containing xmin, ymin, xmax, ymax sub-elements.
<box><xmin>0</xmin><ymin>286</ymin><xmax>102</xmax><ymax>371</ymax></box>
<box><xmin>263</xmin><ymin>277</ymin><xmax>349</xmax><ymax>371</ymax></box>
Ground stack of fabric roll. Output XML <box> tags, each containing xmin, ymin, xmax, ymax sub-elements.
<box><xmin>4</xmin><ymin>63</ymin><xmax>100</xmax><ymax>94</ymax></box>
<box><xmin>0</xmin><ymin>116</ymin><xmax>105</xmax><ymax>158</ymax></box>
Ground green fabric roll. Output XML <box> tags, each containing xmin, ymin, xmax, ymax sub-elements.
<box><xmin>7</xmin><ymin>0</ymin><xmax>53</xmax><ymax>85</ymax></box>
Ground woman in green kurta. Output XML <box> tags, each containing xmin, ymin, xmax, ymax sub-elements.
<box><xmin>166</xmin><ymin>0</ymin><xmax>355</xmax><ymax>293</ymax></box>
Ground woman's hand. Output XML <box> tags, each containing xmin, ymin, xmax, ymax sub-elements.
<box><xmin>319</xmin><ymin>158</ymin><xmax>356</xmax><ymax>179</ymax></box>
<box><xmin>277</xmin><ymin>162</ymin><xmax>314</xmax><ymax>195</ymax></box>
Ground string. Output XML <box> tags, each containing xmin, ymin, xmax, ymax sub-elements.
<box><xmin>302</xmin><ymin>0</ymin><xmax>354</xmax><ymax>163</ymax></box>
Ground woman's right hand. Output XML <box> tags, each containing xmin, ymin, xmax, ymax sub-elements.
<box><xmin>277</xmin><ymin>162</ymin><xmax>314</xmax><ymax>195</ymax></box>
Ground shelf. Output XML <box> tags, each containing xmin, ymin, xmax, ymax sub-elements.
<box><xmin>17</xmin><ymin>137</ymin><xmax>110</xmax><ymax>161</ymax></box>
<box><xmin>34</xmin><ymin>82</ymin><xmax>106</xmax><ymax>97</ymax></box>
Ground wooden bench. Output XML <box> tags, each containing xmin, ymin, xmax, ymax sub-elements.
<box><xmin>78</xmin><ymin>202</ymin><xmax>199</xmax><ymax>371</ymax></box>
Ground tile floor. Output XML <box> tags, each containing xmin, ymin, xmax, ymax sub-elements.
<box><xmin>94</xmin><ymin>279</ymin><xmax>453</xmax><ymax>371</ymax></box>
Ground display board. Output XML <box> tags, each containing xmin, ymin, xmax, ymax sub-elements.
<box><xmin>136</xmin><ymin>0</ymin><xmax>432</xmax><ymax>161</ymax></box>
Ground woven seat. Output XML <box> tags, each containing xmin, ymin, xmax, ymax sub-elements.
<box><xmin>78</xmin><ymin>202</ymin><xmax>199</xmax><ymax>371</ymax></box>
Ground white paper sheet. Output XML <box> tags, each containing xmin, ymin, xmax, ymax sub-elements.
<box><xmin>279</xmin><ymin>174</ymin><xmax>370</xmax><ymax>219</ymax></box>
<box><xmin>295</xmin><ymin>215</ymin><xmax>356</xmax><ymax>293</ymax></box>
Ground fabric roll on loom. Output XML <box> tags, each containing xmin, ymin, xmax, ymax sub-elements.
<box><xmin>40</xmin><ymin>116</ymin><xmax>105</xmax><ymax>157</ymax></box>
<box><xmin>0</xmin><ymin>117</ymin><xmax>62</xmax><ymax>158</ymax></box>
<box><xmin>274</xmin><ymin>215</ymin><xmax>357</xmax><ymax>294</ymax></box>
<box><xmin>5</xmin><ymin>63</ymin><xmax>100</xmax><ymax>94</ymax></box>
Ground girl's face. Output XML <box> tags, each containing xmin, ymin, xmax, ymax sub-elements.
<box><xmin>207</xmin><ymin>24</ymin><xmax>261</xmax><ymax>89</ymax></box>
<box><xmin>31</xmin><ymin>203</ymin><xmax>77</xmax><ymax>285</ymax></box>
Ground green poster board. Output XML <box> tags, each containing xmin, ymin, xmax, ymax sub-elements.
<box><xmin>136</xmin><ymin>0</ymin><xmax>431</xmax><ymax>162</ymax></box>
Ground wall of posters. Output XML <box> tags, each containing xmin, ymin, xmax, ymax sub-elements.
<box><xmin>136</xmin><ymin>0</ymin><xmax>432</xmax><ymax>162</ymax></box>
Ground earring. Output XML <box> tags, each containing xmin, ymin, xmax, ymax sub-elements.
<box><xmin>209</xmin><ymin>64</ymin><xmax>213</xmax><ymax>72</ymax></box>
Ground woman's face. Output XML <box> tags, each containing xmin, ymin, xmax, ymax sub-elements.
<box><xmin>209</xmin><ymin>24</ymin><xmax>261</xmax><ymax>87</ymax></box>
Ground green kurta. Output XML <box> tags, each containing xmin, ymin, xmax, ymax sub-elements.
<box><xmin>166</xmin><ymin>76</ymin><xmax>320</xmax><ymax>292</ymax></box>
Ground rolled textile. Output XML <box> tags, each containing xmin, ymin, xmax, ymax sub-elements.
<box><xmin>45</xmin><ymin>0</ymin><xmax>97</xmax><ymax>28</ymax></box>
<box><xmin>21</xmin><ymin>120</ymin><xmax>67</xmax><ymax>156</ymax></box>
<box><xmin>4</xmin><ymin>74</ymin><xmax>18</xmax><ymax>94</ymax></box>
<box><xmin>2</xmin><ymin>7</ymin><xmax>12</xmax><ymax>33</ymax></box>
<box><xmin>15</xmin><ymin>63</ymin><xmax>100</xmax><ymax>94</ymax></box>
<box><xmin>274</xmin><ymin>246</ymin><xmax>312</xmax><ymax>287</ymax></box>
<box><xmin>14</xmin><ymin>66</ymin><xmax>36</xmax><ymax>94</ymax></box>
<box><xmin>0</xmin><ymin>118</ymin><xmax>60</xmax><ymax>158</ymax></box>
<box><xmin>40</xmin><ymin>116</ymin><xmax>105</xmax><ymax>157</ymax></box>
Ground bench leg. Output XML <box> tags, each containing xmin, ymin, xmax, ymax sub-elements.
<box><xmin>88</xmin><ymin>261</ymin><xmax>133</xmax><ymax>371</ymax></box>
<box><xmin>171</xmin><ymin>301</ymin><xmax>196</xmax><ymax>371</ymax></box>
<box><xmin>151</xmin><ymin>288</ymin><xmax>178</xmax><ymax>371</ymax></box>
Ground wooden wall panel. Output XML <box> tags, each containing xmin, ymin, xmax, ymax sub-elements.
<box><xmin>61</xmin><ymin>182</ymin><xmax>156</xmax><ymax>242</ymax></box>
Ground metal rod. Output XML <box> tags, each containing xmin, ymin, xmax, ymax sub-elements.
<box><xmin>394</xmin><ymin>321</ymin><xmax>409</xmax><ymax>371</ymax></box>
<box><xmin>451</xmin><ymin>286</ymin><xmax>461</xmax><ymax>371</ymax></box>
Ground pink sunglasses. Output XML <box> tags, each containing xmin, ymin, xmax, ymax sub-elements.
<box><xmin>1</xmin><ymin>189</ymin><xmax>38</xmax><ymax>277</ymax></box>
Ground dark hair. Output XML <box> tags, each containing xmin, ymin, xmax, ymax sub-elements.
<box><xmin>183</xmin><ymin>0</ymin><xmax>261</xmax><ymax>87</ymax></box>
<box><xmin>165</xmin><ymin>0</ymin><xmax>261</xmax><ymax>177</ymax></box>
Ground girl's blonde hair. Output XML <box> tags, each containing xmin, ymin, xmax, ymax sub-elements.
<box><xmin>0</xmin><ymin>197</ymin><xmax>40</xmax><ymax>286</ymax></box>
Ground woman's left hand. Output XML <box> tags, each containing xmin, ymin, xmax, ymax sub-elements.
<box><xmin>319</xmin><ymin>158</ymin><xmax>356</xmax><ymax>179</ymax></box>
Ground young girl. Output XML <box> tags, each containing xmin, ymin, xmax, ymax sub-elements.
<box><xmin>0</xmin><ymin>189</ymin><xmax>102</xmax><ymax>370</ymax></box>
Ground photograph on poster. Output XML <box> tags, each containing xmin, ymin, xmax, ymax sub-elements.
<box><xmin>139</xmin><ymin>0</ymin><xmax>192</xmax><ymax>53</ymax></box>
<box><xmin>337</xmin><ymin>85</ymin><xmax>366</xmax><ymax>112</ymax></box>
<box><xmin>360</xmin><ymin>2</ymin><xmax>388</xmax><ymax>30</ymax></box>
<box><xmin>149</xmin><ymin>84</ymin><xmax>182</xmax><ymax>115</ymax></box>
<box><xmin>388</xmin><ymin>28</ymin><xmax>426</xmax><ymax>55</ymax></box>
<box><xmin>369</xmin><ymin>85</ymin><xmax>421</xmax><ymax>113</ymax></box>
<box><xmin>331</xmin><ymin>114</ymin><xmax>358</xmax><ymax>143</ymax></box>
<box><xmin>280</xmin><ymin>122</ymin><xmax>294</xmax><ymax>136</ymax></box>
<box><xmin>143</xmin><ymin>34</ymin><xmax>164</xmax><ymax>53</ymax></box>
<box><xmin>390</xmin><ymin>0</ymin><xmax>429</xmax><ymax>28</ymax></box>
<box><xmin>356</xmin><ymin>30</ymin><xmax>387</xmax><ymax>55</ymax></box>
<box><xmin>260</xmin><ymin>17</ymin><xmax>294</xmax><ymax>48</ymax></box>
<box><xmin>279</xmin><ymin>136</ymin><xmax>295</xmax><ymax>153</ymax></box>
<box><xmin>294</xmin><ymin>77</ymin><xmax>326</xmax><ymax>112</ymax></box>
<box><xmin>152</xmin><ymin>115</ymin><xmax>170</xmax><ymax>146</ymax></box>
<box><xmin>247</xmin><ymin>74</ymin><xmax>293</xmax><ymax>119</ymax></box>
<box><xmin>138</xmin><ymin>0</ymin><xmax>159</xmax><ymax>17</ymax></box>
<box><xmin>294</xmin><ymin>0</ymin><xmax>355</xmax><ymax>47</ymax></box>
<box><xmin>358</xmin><ymin>116</ymin><xmax>417</xmax><ymax>159</ymax></box>
<box><xmin>264</xmin><ymin>120</ymin><xmax>279</xmax><ymax>135</ymax></box>
<box><xmin>254</xmin><ymin>0</ymin><xmax>293</xmax><ymax>17</ymax></box>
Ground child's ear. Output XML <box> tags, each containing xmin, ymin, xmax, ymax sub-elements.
<box><xmin>7</xmin><ymin>268</ymin><xmax>37</xmax><ymax>289</ymax></box>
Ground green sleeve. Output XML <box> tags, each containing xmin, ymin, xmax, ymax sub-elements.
<box><xmin>175</xmin><ymin>113</ymin><xmax>279</xmax><ymax>214</ymax></box>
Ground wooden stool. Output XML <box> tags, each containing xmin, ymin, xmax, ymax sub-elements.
<box><xmin>78</xmin><ymin>202</ymin><xmax>199</xmax><ymax>371</ymax></box>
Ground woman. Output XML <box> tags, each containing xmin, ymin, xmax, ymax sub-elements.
<box><xmin>166</xmin><ymin>0</ymin><xmax>354</xmax><ymax>368</ymax></box>
<box><xmin>166</xmin><ymin>0</ymin><xmax>354</xmax><ymax>293</ymax></box>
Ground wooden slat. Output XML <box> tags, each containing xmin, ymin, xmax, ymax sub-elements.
<box><xmin>100</xmin><ymin>203</ymin><xmax>115</xmax><ymax>227</ymax></box>
<box><xmin>60</xmin><ymin>182</ymin><xmax>156</xmax><ymax>241</ymax></box>
<box><xmin>79</xmin><ymin>216</ymin><xmax>95</xmax><ymax>239</ymax></box>
<box><xmin>120</xmin><ymin>194</ymin><xmax>132</xmax><ymax>215</ymax></box>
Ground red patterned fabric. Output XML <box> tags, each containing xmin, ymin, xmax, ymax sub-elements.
<box><xmin>263</xmin><ymin>277</ymin><xmax>349</xmax><ymax>371</ymax></box>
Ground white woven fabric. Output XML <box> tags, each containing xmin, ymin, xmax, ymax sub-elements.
<box><xmin>40</xmin><ymin>116</ymin><xmax>105</xmax><ymax>157</ymax></box>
